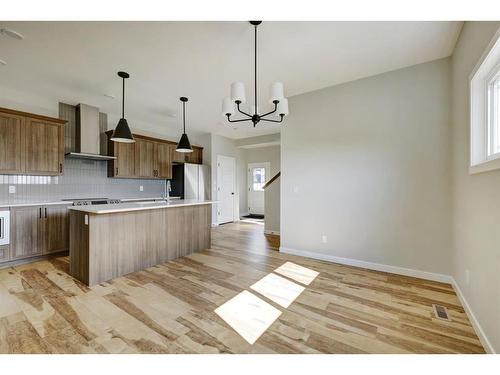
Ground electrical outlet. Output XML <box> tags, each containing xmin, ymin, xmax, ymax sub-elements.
<box><xmin>465</xmin><ymin>269</ymin><xmax>470</xmax><ymax>286</ymax></box>
<box><xmin>139</xmin><ymin>185</ymin><xmax>144</xmax><ymax>192</ymax></box>
<box><xmin>8</xmin><ymin>185</ymin><xmax>15</xmax><ymax>194</ymax></box>
<box><xmin>322</xmin><ymin>235</ymin><xmax>327</xmax><ymax>243</ymax></box>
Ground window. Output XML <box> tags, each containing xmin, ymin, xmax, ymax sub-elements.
<box><xmin>252</xmin><ymin>167</ymin><xmax>266</xmax><ymax>191</ymax></box>
<box><xmin>470</xmin><ymin>29</ymin><xmax>500</xmax><ymax>174</ymax></box>
<box><xmin>488</xmin><ymin>74</ymin><xmax>500</xmax><ymax>157</ymax></box>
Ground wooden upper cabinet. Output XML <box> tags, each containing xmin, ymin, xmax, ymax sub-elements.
<box><xmin>108</xmin><ymin>136</ymin><xmax>136</xmax><ymax>178</ymax></box>
<box><xmin>135</xmin><ymin>138</ymin><xmax>155</xmax><ymax>178</ymax></box>
<box><xmin>191</xmin><ymin>147</ymin><xmax>203</xmax><ymax>164</ymax></box>
<box><xmin>24</xmin><ymin>118</ymin><xmax>64</xmax><ymax>175</ymax></box>
<box><xmin>0</xmin><ymin>107</ymin><xmax>65</xmax><ymax>176</ymax></box>
<box><xmin>106</xmin><ymin>131</ymin><xmax>202</xmax><ymax>179</ymax></box>
<box><xmin>172</xmin><ymin>145</ymin><xmax>203</xmax><ymax>164</ymax></box>
<box><xmin>154</xmin><ymin>142</ymin><xmax>172</xmax><ymax>179</ymax></box>
<box><xmin>172</xmin><ymin>147</ymin><xmax>187</xmax><ymax>163</ymax></box>
<box><xmin>0</xmin><ymin>112</ymin><xmax>24</xmax><ymax>173</ymax></box>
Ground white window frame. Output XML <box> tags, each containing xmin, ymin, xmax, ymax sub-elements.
<box><xmin>470</xmin><ymin>28</ymin><xmax>500</xmax><ymax>174</ymax></box>
<box><xmin>487</xmin><ymin>70</ymin><xmax>500</xmax><ymax>157</ymax></box>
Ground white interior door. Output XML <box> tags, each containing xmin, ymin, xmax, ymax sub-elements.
<box><xmin>217</xmin><ymin>155</ymin><xmax>236</xmax><ymax>224</ymax></box>
<box><xmin>247</xmin><ymin>162</ymin><xmax>270</xmax><ymax>215</ymax></box>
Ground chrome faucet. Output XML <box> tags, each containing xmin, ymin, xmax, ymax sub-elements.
<box><xmin>164</xmin><ymin>180</ymin><xmax>171</xmax><ymax>202</ymax></box>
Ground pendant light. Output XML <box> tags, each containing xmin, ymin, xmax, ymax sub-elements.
<box><xmin>222</xmin><ymin>21</ymin><xmax>289</xmax><ymax>127</ymax></box>
<box><xmin>111</xmin><ymin>71</ymin><xmax>135</xmax><ymax>143</ymax></box>
<box><xmin>176</xmin><ymin>97</ymin><xmax>193</xmax><ymax>153</ymax></box>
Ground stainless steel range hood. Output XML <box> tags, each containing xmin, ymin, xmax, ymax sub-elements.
<box><xmin>65</xmin><ymin>103</ymin><xmax>116</xmax><ymax>161</ymax></box>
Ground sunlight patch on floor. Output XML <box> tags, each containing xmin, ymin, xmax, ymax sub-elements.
<box><xmin>250</xmin><ymin>273</ymin><xmax>305</xmax><ymax>308</ymax></box>
<box><xmin>214</xmin><ymin>290</ymin><xmax>282</xmax><ymax>344</ymax></box>
<box><xmin>274</xmin><ymin>261</ymin><xmax>319</xmax><ymax>285</ymax></box>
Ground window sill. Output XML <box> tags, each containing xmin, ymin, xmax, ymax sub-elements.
<box><xmin>469</xmin><ymin>156</ymin><xmax>500</xmax><ymax>174</ymax></box>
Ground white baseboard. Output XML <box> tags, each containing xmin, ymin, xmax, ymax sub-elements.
<box><xmin>279</xmin><ymin>246</ymin><xmax>495</xmax><ymax>354</ymax></box>
<box><xmin>451</xmin><ymin>278</ymin><xmax>496</xmax><ymax>354</ymax></box>
<box><xmin>264</xmin><ymin>230</ymin><xmax>280</xmax><ymax>235</ymax></box>
<box><xmin>279</xmin><ymin>247</ymin><xmax>452</xmax><ymax>283</ymax></box>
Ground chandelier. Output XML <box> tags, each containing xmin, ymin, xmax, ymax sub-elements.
<box><xmin>222</xmin><ymin>21</ymin><xmax>289</xmax><ymax>127</ymax></box>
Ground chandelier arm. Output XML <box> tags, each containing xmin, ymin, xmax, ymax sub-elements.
<box><xmin>236</xmin><ymin>102</ymin><xmax>252</xmax><ymax>117</ymax></box>
<box><xmin>226</xmin><ymin>115</ymin><xmax>253</xmax><ymax>123</ymax></box>
<box><xmin>260</xmin><ymin>102</ymin><xmax>278</xmax><ymax>118</ymax></box>
<box><xmin>260</xmin><ymin>115</ymin><xmax>284</xmax><ymax>123</ymax></box>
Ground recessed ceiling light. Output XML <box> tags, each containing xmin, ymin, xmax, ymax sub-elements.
<box><xmin>104</xmin><ymin>93</ymin><xmax>116</xmax><ymax>99</ymax></box>
<box><xmin>0</xmin><ymin>59</ymin><xmax>6</xmax><ymax>66</ymax></box>
<box><xmin>0</xmin><ymin>28</ymin><xmax>24</xmax><ymax>40</ymax></box>
<box><xmin>167</xmin><ymin>113</ymin><xmax>177</xmax><ymax>118</ymax></box>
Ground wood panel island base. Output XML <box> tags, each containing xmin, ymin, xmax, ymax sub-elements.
<box><xmin>69</xmin><ymin>200</ymin><xmax>213</xmax><ymax>286</ymax></box>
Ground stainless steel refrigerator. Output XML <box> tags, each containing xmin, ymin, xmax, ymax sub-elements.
<box><xmin>171</xmin><ymin>163</ymin><xmax>210</xmax><ymax>200</ymax></box>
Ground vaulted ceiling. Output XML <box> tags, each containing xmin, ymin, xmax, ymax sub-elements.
<box><xmin>0</xmin><ymin>21</ymin><xmax>462</xmax><ymax>139</ymax></box>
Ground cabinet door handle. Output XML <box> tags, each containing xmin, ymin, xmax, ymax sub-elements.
<box><xmin>39</xmin><ymin>207</ymin><xmax>42</xmax><ymax>218</ymax></box>
<box><xmin>45</xmin><ymin>207</ymin><xmax>47</xmax><ymax>219</ymax></box>
<box><xmin>59</xmin><ymin>163</ymin><xmax>63</xmax><ymax>173</ymax></box>
<box><xmin>115</xmin><ymin>167</ymin><xmax>118</xmax><ymax>175</ymax></box>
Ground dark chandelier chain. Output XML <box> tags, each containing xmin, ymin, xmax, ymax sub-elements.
<box><xmin>121</xmin><ymin>76</ymin><xmax>125</xmax><ymax>118</ymax></box>
<box><xmin>226</xmin><ymin>22</ymin><xmax>284</xmax><ymax>127</ymax></box>
<box><xmin>183</xmin><ymin>100</ymin><xmax>186</xmax><ymax>133</ymax></box>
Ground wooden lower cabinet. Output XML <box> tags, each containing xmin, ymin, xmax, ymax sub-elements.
<box><xmin>0</xmin><ymin>245</ymin><xmax>9</xmax><ymax>262</ymax></box>
<box><xmin>44</xmin><ymin>205</ymin><xmax>69</xmax><ymax>254</ymax></box>
<box><xmin>10</xmin><ymin>206</ymin><xmax>44</xmax><ymax>260</ymax></box>
<box><xmin>7</xmin><ymin>204</ymin><xmax>69</xmax><ymax>262</ymax></box>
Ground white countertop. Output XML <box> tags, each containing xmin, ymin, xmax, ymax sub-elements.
<box><xmin>68</xmin><ymin>199</ymin><xmax>216</xmax><ymax>214</ymax></box>
<box><xmin>0</xmin><ymin>201</ymin><xmax>73</xmax><ymax>208</ymax></box>
<box><xmin>120</xmin><ymin>196</ymin><xmax>181</xmax><ymax>202</ymax></box>
<box><xmin>0</xmin><ymin>196</ymin><xmax>181</xmax><ymax>209</ymax></box>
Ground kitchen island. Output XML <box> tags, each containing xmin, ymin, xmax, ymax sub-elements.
<box><xmin>68</xmin><ymin>199</ymin><xmax>214</xmax><ymax>286</ymax></box>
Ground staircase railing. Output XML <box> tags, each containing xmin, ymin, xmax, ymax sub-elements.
<box><xmin>263</xmin><ymin>172</ymin><xmax>280</xmax><ymax>189</ymax></box>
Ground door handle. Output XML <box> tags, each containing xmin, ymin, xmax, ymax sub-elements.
<box><xmin>45</xmin><ymin>207</ymin><xmax>47</xmax><ymax>219</ymax></box>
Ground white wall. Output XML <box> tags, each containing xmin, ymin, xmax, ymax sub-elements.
<box><xmin>241</xmin><ymin>145</ymin><xmax>281</xmax><ymax>215</ymax></box>
<box><xmin>209</xmin><ymin>134</ymin><xmax>245</xmax><ymax>225</ymax></box>
<box><xmin>450</xmin><ymin>21</ymin><xmax>500</xmax><ymax>353</ymax></box>
<box><xmin>265</xmin><ymin>176</ymin><xmax>280</xmax><ymax>234</ymax></box>
<box><xmin>281</xmin><ymin>58</ymin><xmax>452</xmax><ymax>275</ymax></box>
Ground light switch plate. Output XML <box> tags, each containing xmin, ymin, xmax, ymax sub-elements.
<box><xmin>139</xmin><ymin>185</ymin><xmax>144</xmax><ymax>192</ymax></box>
<box><xmin>8</xmin><ymin>185</ymin><xmax>15</xmax><ymax>194</ymax></box>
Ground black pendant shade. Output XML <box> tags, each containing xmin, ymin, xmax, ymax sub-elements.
<box><xmin>111</xmin><ymin>71</ymin><xmax>135</xmax><ymax>143</ymax></box>
<box><xmin>176</xmin><ymin>97</ymin><xmax>193</xmax><ymax>153</ymax></box>
<box><xmin>177</xmin><ymin>133</ymin><xmax>192</xmax><ymax>152</ymax></box>
<box><xmin>112</xmin><ymin>118</ymin><xmax>134</xmax><ymax>143</ymax></box>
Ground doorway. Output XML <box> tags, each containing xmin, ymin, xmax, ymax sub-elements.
<box><xmin>216</xmin><ymin>155</ymin><xmax>236</xmax><ymax>225</ymax></box>
<box><xmin>247</xmin><ymin>162</ymin><xmax>270</xmax><ymax>216</ymax></box>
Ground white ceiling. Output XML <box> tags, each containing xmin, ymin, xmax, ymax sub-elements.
<box><xmin>0</xmin><ymin>21</ymin><xmax>462</xmax><ymax>139</ymax></box>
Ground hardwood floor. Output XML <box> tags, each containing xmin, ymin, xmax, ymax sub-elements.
<box><xmin>0</xmin><ymin>221</ymin><xmax>484</xmax><ymax>354</ymax></box>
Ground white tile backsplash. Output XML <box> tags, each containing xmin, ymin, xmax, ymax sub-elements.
<box><xmin>0</xmin><ymin>158</ymin><xmax>166</xmax><ymax>204</ymax></box>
